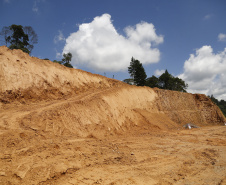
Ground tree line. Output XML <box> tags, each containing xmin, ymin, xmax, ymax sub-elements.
<box><xmin>124</xmin><ymin>57</ymin><xmax>188</xmax><ymax>92</ymax></box>
<box><xmin>125</xmin><ymin>57</ymin><xmax>226</xmax><ymax>116</ymax></box>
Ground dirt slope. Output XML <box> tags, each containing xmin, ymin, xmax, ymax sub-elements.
<box><xmin>0</xmin><ymin>46</ymin><xmax>226</xmax><ymax>185</ymax></box>
<box><xmin>0</xmin><ymin>46</ymin><xmax>225</xmax><ymax>135</ymax></box>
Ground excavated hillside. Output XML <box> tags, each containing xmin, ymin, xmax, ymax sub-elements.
<box><xmin>0</xmin><ymin>46</ymin><xmax>226</xmax><ymax>185</ymax></box>
<box><xmin>0</xmin><ymin>46</ymin><xmax>225</xmax><ymax>135</ymax></box>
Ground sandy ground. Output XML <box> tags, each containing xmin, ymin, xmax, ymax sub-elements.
<box><xmin>0</xmin><ymin>126</ymin><xmax>226</xmax><ymax>185</ymax></box>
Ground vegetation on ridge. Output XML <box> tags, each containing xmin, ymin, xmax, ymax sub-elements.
<box><xmin>128</xmin><ymin>57</ymin><xmax>147</xmax><ymax>86</ymax></box>
<box><xmin>0</xmin><ymin>24</ymin><xmax>38</xmax><ymax>54</ymax></box>
<box><xmin>53</xmin><ymin>52</ymin><xmax>73</xmax><ymax>68</ymax></box>
<box><xmin>125</xmin><ymin>57</ymin><xmax>188</xmax><ymax>92</ymax></box>
<box><xmin>1</xmin><ymin>24</ymin><xmax>73</xmax><ymax>68</ymax></box>
<box><xmin>209</xmin><ymin>95</ymin><xmax>226</xmax><ymax>117</ymax></box>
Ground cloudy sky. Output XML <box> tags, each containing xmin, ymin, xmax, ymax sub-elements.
<box><xmin>1</xmin><ymin>0</ymin><xmax>226</xmax><ymax>100</ymax></box>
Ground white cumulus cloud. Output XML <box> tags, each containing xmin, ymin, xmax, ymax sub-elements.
<box><xmin>218</xmin><ymin>33</ymin><xmax>226</xmax><ymax>42</ymax></box>
<box><xmin>63</xmin><ymin>13</ymin><xmax>163</xmax><ymax>72</ymax></box>
<box><xmin>179</xmin><ymin>46</ymin><xmax>226</xmax><ymax>100</ymax></box>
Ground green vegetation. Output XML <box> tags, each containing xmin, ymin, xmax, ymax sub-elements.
<box><xmin>208</xmin><ymin>95</ymin><xmax>226</xmax><ymax>117</ymax></box>
<box><xmin>125</xmin><ymin>57</ymin><xmax>188</xmax><ymax>92</ymax></box>
<box><xmin>0</xmin><ymin>25</ymin><xmax>74</xmax><ymax>68</ymax></box>
<box><xmin>0</xmin><ymin>24</ymin><xmax>38</xmax><ymax>54</ymax></box>
<box><xmin>128</xmin><ymin>57</ymin><xmax>147</xmax><ymax>86</ymax></box>
<box><xmin>146</xmin><ymin>70</ymin><xmax>188</xmax><ymax>92</ymax></box>
<box><xmin>62</xmin><ymin>52</ymin><xmax>73</xmax><ymax>68</ymax></box>
<box><xmin>53</xmin><ymin>52</ymin><xmax>73</xmax><ymax>68</ymax></box>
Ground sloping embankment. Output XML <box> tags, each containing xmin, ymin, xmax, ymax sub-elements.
<box><xmin>0</xmin><ymin>46</ymin><xmax>225</xmax><ymax>137</ymax></box>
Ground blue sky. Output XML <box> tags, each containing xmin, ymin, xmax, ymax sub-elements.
<box><xmin>1</xmin><ymin>0</ymin><xmax>226</xmax><ymax>100</ymax></box>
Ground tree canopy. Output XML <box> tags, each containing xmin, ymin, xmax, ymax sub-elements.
<box><xmin>146</xmin><ymin>70</ymin><xmax>188</xmax><ymax>92</ymax></box>
<box><xmin>62</xmin><ymin>52</ymin><xmax>73</xmax><ymax>68</ymax></box>
<box><xmin>145</xmin><ymin>75</ymin><xmax>159</xmax><ymax>88</ymax></box>
<box><xmin>125</xmin><ymin>58</ymin><xmax>188</xmax><ymax>92</ymax></box>
<box><xmin>128</xmin><ymin>57</ymin><xmax>147</xmax><ymax>86</ymax></box>
<box><xmin>0</xmin><ymin>24</ymin><xmax>38</xmax><ymax>54</ymax></box>
<box><xmin>53</xmin><ymin>53</ymin><xmax>73</xmax><ymax>68</ymax></box>
<box><xmin>209</xmin><ymin>95</ymin><xmax>226</xmax><ymax>117</ymax></box>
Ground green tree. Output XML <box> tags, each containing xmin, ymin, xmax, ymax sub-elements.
<box><xmin>145</xmin><ymin>75</ymin><xmax>160</xmax><ymax>88</ymax></box>
<box><xmin>158</xmin><ymin>70</ymin><xmax>173</xmax><ymax>90</ymax></box>
<box><xmin>145</xmin><ymin>70</ymin><xmax>187</xmax><ymax>92</ymax></box>
<box><xmin>209</xmin><ymin>95</ymin><xmax>226</xmax><ymax>117</ymax></box>
<box><xmin>128</xmin><ymin>57</ymin><xmax>147</xmax><ymax>86</ymax></box>
<box><xmin>158</xmin><ymin>70</ymin><xmax>187</xmax><ymax>92</ymax></box>
<box><xmin>62</xmin><ymin>52</ymin><xmax>73</xmax><ymax>68</ymax></box>
<box><xmin>171</xmin><ymin>77</ymin><xmax>188</xmax><ymax>92</ymax></box>
<box><xmin>8</xmin><ymin>25</ymin><xmax>28</xmax><ymax>53</ymax></box>
<box><xmin>8</xmin><ymin>25</ymin><xmax>30</xmax><ymax>53</ymax></box>
<box><xmin>1</xmin><ymin>24</ymin><xmax>38</xmax><ymax>54</ymax></box>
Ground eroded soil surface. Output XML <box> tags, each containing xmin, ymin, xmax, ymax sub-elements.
<box><xmin>1</xmin><ymin>126</ymin><xmax>226</xmax><ymax>185</ymax></box>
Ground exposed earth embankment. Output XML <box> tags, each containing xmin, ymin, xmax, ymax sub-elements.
<box><xmin>0</xmin><ymin>46</ymin><xmax>225</xmax><ymax>136</ymax></box>
<box><xmin>0</xmin><ymin>46</ymin><xmax>225</xmax><ymax>185</ymax></box>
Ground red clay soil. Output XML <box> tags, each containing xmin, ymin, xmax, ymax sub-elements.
<box><xmin>0</xmin><ymin>46</ymin><xmax>226</xmax><ymax>185</ymax></box>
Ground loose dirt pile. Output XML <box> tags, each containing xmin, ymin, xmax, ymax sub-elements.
<box><xmin>0</xmin><ymin>46</ymin><xmax>226</xmax><ymax>184</ymax></box>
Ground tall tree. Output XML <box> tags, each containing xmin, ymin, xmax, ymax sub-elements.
<box><xmin>1</xmin><ymin>24</ymin><xmax>38</xmax><ymax>54</ymax></box>
<box><xmin>128</xmin><ymin>57</ymin><xmax>147</xmax><ymax>86</ymax></box>
<box><xmin>8</xmin><ymin>25</ymin><xmax>30</xmax><ymax>53</ymax></box>
<box><xmin>62</xmin><ymin>52</ymin><xmax>73</xmax><ymax>68</ymax></box>
<box><xmin>158</xmin><ymin>70</ymin><xmax>172</xmax><ymax>90</ymax></box>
